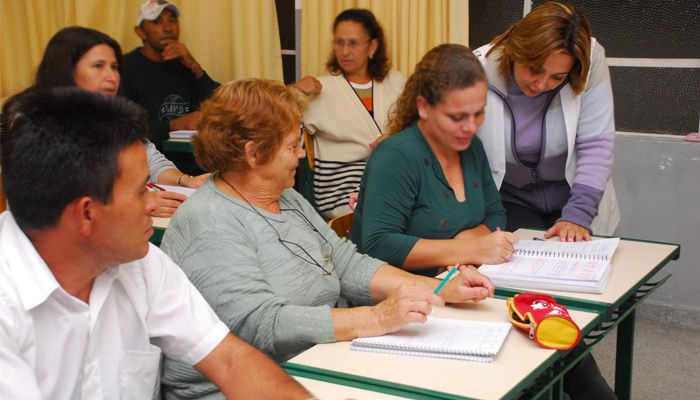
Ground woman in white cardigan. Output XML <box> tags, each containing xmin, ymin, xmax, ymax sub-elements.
<box><xmin>474</xmin><ymin>1</ymin><xmax>619</xmax><ymax>241</ymax></box>
<box><xmin>474</xmin><ymin>3</ymin><xmax>618</xmax><ymax>399</ymax></box>
<box><xmin>298</xmin><ymin>9</ymin><xmax>404</xmax><ymax>219</ymax></box>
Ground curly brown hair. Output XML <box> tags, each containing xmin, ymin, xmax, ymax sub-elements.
<box><xmin>325</xmin><ymin>8</ymin><xmax>390</xmax><ymax>81</ymax></box>
<box><xmin>386</xmin><ymin>44</ymin><xmax>486</xmax><ymax>135</ymax></box>
<box><xmin>487</xmin><ymin>1</ymin><xmax>592</xmax><ymax>95</ymax></box>
<box><xmin>194</xmin><ymin>79</ymin><xmax>305</xmax><ymax>172</ymax></box>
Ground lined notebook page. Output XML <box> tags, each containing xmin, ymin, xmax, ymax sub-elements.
<box><xmin>480</xmin><ymin>238</ymin><xmax>620</xmax><ymax>282</ymax></box>
<box><xmin>351</xmin><ymin>317</ymin><xmax>511</xmax><ymax>363</ymax></box>
<box><xmin>486</xmin><ymin>256</ymin><xmax>608</xmax><ymax>282</ymax></box>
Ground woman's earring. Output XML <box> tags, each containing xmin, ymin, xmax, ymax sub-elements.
<box><xmin>369</xmin><ymin>53</ymin><xmax>374</xmax><ymax>60</ymax></box>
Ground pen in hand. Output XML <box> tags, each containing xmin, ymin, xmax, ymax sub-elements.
<box><xmin>146</xmin><ymin>183</ymin><xmax>166</xmax><ymax>192</ymax></box>
<box><xmin>434</xmin><ymin>263</ymin><xmax>460</xmax><ymax>295</ymax></box>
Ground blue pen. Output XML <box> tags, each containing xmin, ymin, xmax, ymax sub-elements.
<box><xmin>434</xmin><ymin>263</ymin><xmax>460</xmax><ymax>294</ymax></box>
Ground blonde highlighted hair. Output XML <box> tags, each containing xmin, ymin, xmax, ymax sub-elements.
<box><xmin>487</xmin><ymin>1</ymin><xmax>592</xmax><ymax>95</ymax></box>
<box><xmin>195</xmin><ymin>79</ymin><xmax>305</xmax><ymax>172</ymax></box>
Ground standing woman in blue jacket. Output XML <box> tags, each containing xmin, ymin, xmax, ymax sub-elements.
<box><xmin>475</xmin><ymin>1</ymin><xmax>619</xmax><ymax>242</ymax></box>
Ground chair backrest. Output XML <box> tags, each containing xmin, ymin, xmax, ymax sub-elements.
<box><xmin>328</xmin><ymin>212</ymin><xmax>353</xmax><ymax>238</ymax></box>
<box><xmin>303</xmin><ymin>129</ymin><xmax>315</xmax><ymax>172</ymax></box>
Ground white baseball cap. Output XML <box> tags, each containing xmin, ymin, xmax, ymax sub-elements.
<box><xmin>136</xmin><ymin>0</ymin><xmax>180</xmax><ymax>26</ymax></box>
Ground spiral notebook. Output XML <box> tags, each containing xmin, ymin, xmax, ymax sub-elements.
<box><xmin>351</xmin><ymin>317</ymin><xmax>511</xmax><ymax>363</ymax></box>
<box><xmin>479</xmin><ymin>237</ymin><xmax>620</xmax><ymax>294</ymax></box>
<box><xmin>168</xmin><ymin>130</ymin><xmax>197</xmax><ymax>139</ymax></box>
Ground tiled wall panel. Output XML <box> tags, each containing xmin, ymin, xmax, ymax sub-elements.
<box><xmin>469</xmin><ymin>0</ymin><xmax>521</xmax><ymax>48</ymax></box>
<box><xmin>532</xmin><ymin>0</ymin><xmax>700</xmax><ymax>58</ymax></box>
<box><xmin>611</xmin><ymin>67</ymin><xmax>699</xmax><ymax>134</ymax></box>
<box><xmin>470</xmin><ymin>0</ymin><xmax>698</xmax><ymax>135</ymax></box>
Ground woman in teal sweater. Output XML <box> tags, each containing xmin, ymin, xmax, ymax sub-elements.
<box><xmin>351</xmin><ymin>44</ymin><xmax>518</xmax><ymax>277</ymax></box>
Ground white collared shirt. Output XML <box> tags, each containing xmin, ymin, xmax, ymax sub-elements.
<box><xmin>0</xmin><ymin>211</ymin><xmax>229</xmax><ymax>399</ymax></box>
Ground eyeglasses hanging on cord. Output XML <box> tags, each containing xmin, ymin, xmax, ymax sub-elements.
<box><xmin>219</xmin><ymin>173</ymin><xmax>335</xmax><ymax>275</ymax></box>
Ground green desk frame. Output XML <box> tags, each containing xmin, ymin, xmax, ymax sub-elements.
<box><xmin>284</xmin><ymin>237</ymin><xmax>680</xmax><ymax>399</ymax></box>
<box><xmin>163</xmin><ymin>139</ymin><xmax>193</xmax><ymax>153</ymax></box>
<box><xmin>148</xmin><ymin>216</ymin><xmax>679</xmax><ymax>399</ymax></box>
<box><xmin>150</xmin><ymin>227</ymin><xmax>165</xmax><ymax>246</ymax></box>
<box><xmin>495</xmin><ymin>237</ymin><xmax>680</xmax><ymax>400</ymax></box>
<box><xmin>284</xmin><ymin>301</ymin><xmax>603</xmax><ymax>400</ymax></box>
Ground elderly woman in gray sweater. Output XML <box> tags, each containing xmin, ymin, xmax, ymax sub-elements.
<box><xmin>159</xmin><ymin>79</ymin><xmax>495</xmax><ymax>399</ymax></box>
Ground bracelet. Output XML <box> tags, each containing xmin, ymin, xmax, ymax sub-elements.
<box><xmin>177</xmin><ymin>173</ymin><xmax>189</xmax><ymax>187</ymax></box>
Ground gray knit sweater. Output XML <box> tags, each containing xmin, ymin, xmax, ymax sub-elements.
<box><xmin>160</xmin><ymin>176</ymin><xmax>383</xmax><ymax>399</ymax></box>
<box><xmin>145</xmin><ymin>139</ymin><xmax>176</xmax><ymax>183</ymax></box>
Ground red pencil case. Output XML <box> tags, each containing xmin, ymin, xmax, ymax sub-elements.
<box><xmin>506</xmin><ymin>292</ymin><xmax>581</xmax><ymax>350</ymax></box>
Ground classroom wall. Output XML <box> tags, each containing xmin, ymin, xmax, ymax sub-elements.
<box><xmin>0</xmin><ymin>0</ymin><xmax>285</xmax><ymax>103</ymax></box>
<box><xmin>614</xmin><ymin>134</ymin><xmax>700</xmax><ymax>328</ymax></box>
<box><xmin>470</xmin><ymin>0</ymin><xmax>700</xmax><ymax>326</ymax></box>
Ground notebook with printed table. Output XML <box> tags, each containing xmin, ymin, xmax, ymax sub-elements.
<box><xmin>479</xmin><ymin>238</ymin><xmax>620</xmax><ymax>294</ymax></box>
<box><xmin>350</xmin><ymin>317</ymin><xmax>511</xmax><ymax>363</ymax></box>
<box><xmin>168</xmin><ymin>130</ymin><xmax>197</xmax><ymax>139</ymax></box>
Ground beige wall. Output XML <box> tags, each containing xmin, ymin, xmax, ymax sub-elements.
<box><xmin>301</xmin><ymin>0</ymin><xmax>469</xmax><ymax>78</ymax></box>
<box><xmin>0</xmin><ymin>0</ymin><xmax>283</xmax><ymax>104</ymax></box>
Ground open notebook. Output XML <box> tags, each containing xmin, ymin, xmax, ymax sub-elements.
<box><xmin>479</xmin><ymin>237</ymin><xmax>620</xmax><ymax>293</ymax></box>
<box><xmin>157</xmin><ymin>184</ymin><xmax>196</xmax><ymax>197</ymax></box>
<box><xmin>351</xmin><ymin>317</ymin><xmax>511</xmax><ymax>363</ymax></box>
<box><xmin>168</xmin><ymin>130</ymin><xmax>197</xmax><ymax>139</ymax></box>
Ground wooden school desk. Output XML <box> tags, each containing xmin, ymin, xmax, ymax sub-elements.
<box><xmin>284</xmin><ymin>297</ymin><xmax>601</xmax><ymax>400</ymax></box>
<box><xmin>497</xmin><ymin>229</ymin><xmax>681</xmax><ymax>400</ymax></box>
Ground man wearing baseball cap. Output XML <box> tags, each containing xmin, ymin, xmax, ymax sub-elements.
<box><xmin>121</xmin><ymin>0</ymin><xmax>218</xmax><ymax>174</ymax></box>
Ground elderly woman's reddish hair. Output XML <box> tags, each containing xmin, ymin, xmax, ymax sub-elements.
<box><xmin>194</xmin><ymin>79</ymin><xmax>306</xmax><ymax>172</ymax></box>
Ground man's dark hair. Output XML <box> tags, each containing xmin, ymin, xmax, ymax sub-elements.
<box><xmin>1</xmin><ymin>87</ymin><xmax>147</xmax><ymax>230</ymax></box>
<box><xmin>34</xmin><ymin>26</ymin><xmax>123</xmax><ymax>89</ymax></box>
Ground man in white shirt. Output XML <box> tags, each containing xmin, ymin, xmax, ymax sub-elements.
<box><xmin>0</xmin><ymin>87</ymin><xmax>312</xmax><ymax>399</ymax></box>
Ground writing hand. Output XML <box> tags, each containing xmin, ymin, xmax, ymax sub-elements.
<box><xmin>147</xmin><ymin>190</ymin><xmax>186</xmax><ymax>217</ymax></box>
<box><xmin>468</xmin><ymin>231</ymin><xmax>519</xmax><ymax>264</ymax></box>
<box><xmin>372</xmin><ymin>283</ymin><xmax>443</xmax><ymax>335</ymax></box>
